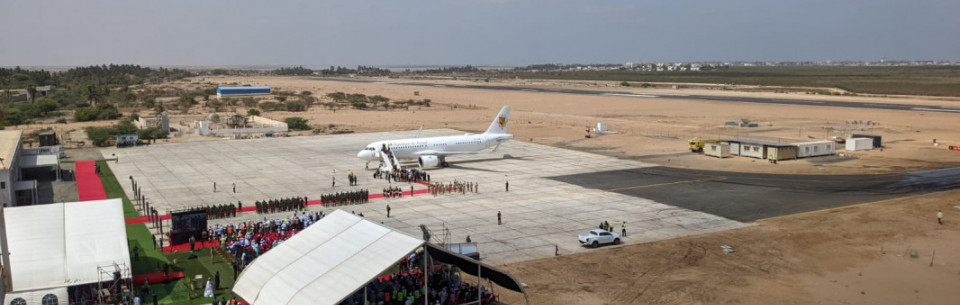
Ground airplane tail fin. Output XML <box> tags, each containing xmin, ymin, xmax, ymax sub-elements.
<box><xmin>484</xmin><ymin>106</ymin><xmax>511</xmax><ymax>134</ymax></box>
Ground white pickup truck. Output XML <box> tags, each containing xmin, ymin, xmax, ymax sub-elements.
<box><xmin>578</xmin><ymin>229</ymin><xmax>621</xmax><ymax>248</ymax></box>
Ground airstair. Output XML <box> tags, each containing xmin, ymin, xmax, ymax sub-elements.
<box><xmin>379</xmin><ymin>147</ymin><xmax>402</xmax><ymax>173</ymax></box>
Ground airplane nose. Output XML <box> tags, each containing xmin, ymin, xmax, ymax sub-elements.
<box><xmin>357</xmin><ymin>151</ymin><xmax>365</xmax><ymax>158</ymax></box>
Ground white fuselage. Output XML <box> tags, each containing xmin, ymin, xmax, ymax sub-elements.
<box><xmin>356</xmin><ymin>133</ymin><xmax>514</xmax><ymax>161</ymax></box>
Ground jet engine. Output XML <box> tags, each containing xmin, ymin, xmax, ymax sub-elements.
<box><xmin>418</xmin><ymin>155</ymin><xmax>441</xmax><ymax>168</ymax></box>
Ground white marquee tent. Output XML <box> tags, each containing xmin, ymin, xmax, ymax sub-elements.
<box><xmin>233</xmin><ymin>210</ymin><xmax>425</xmax><ymax>305</ymax></box>
<box><xmin>2</xmin><ymin>199</ymin><xmax>130</xmax><ymax>305</ymax></box>
<box><xmin>233</xmin><ymin>210</ymin><xmax>528</xmax><ymax>305</ymax></box>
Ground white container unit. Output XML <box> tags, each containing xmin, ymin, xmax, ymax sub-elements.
<box><xmin>845</xmin><ymin>138</ymin><xmax>873</xmax><ymax>151</ymax></box>
<box><xmin>795</xmin><ymin>141</ymin><xmax>836</xmax><ymax>158</ymax></box>
<box><xmin>704</xmin><ymin>142</ymin><xmax>731</xmax><ymax>158</ymax></box>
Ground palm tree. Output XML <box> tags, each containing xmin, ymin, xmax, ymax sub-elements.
<box><xmin>85</xmin><ymin>84</ymin><xmax>103</xmax><ymax>106</ymax></box>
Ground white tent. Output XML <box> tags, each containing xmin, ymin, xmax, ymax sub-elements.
<box><xmin>2</xmin><ymin>199</ymin><xmax>130</xmax><ymax>294</ymax></box>
<box><xmin>3</xmin><ymin>287</ymin><xmax>67</xmax><ymax>305</ymax></box>
<box><xmin>233</xmin><ymin>210</ymin><xmax>425</xmax><ymax>305</ymax></box>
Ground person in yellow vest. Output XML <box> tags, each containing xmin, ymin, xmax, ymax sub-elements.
<box><xmin>621</xmin><ymin>221</ymin><xmax>627</xmax><ymax>237</ymax></box>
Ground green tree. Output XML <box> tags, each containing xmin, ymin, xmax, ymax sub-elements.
<box><xmin>326</xmin><ymin>92</ymin><xmax>346</xmax><ymax>103</ymax></box>
<box><xmin>84</xmin><ymin>84</ymin><xmax>105</xmax><ymax>106</ymax></box>
<box><xmin>85</xmin><ymin>127</ymin><xmax>112</xmax><ymax>146</ymax></box>
<box><xmin>3</xmin><ymin>109</ymin><xmax>26</xmax><ymax>126</ymax></box>
<box><xmin>247</xmin><ymin>109</ymin><xmax>261</xmax><ymax>116</ymax></box>
<box><xmin>284</xmin><ymin>117</ymin><xmax>311</xmax><ymax>130</ymax></box>
<box><xmin>113</xmin><ymin>120</ymin><xmax>138</xmax><ymax>134</ymax></box>
<box><xmin>34</xmin><ymin>97</ymin><xmax>59</xmax><ymax>115</ymax></box>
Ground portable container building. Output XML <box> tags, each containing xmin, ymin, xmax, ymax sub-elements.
<box><xmin>729</xmin><ymin>142</ymin><xmax>741</xmax><ymax>156</ymax></box>
<box><xmin>739</xmin><ymin>143</ymin><xmax>766</xmax><ymax>159</ymax></box>
<box><xmin>851</xmin><ymin>134</ymin><xmax>882</xmax><ymax>148</ymax></box>
<box><xmin>846</xmin><ymin>138</ymin><xmax>873</xmax><ymax>151</ymax></box>
<box><xmin>704</xmin><ymin>142</ymin><xmax>731</xmax><ymax>158</ymax></box>
<box><xmin>767</xmin><ymin>145</ymin><xmax>798</xmax><ymax>161</ymax></box>
<box><xmin>795</xmin><ymin>141</ymin><xmax>836</xmax><ymax>158</ymax></box>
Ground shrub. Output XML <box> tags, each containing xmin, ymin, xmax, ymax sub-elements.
<box><xmin>74</xmin><ymin>104</ymin><xmax>121</xmax><ymax>122</ymax></box>
<box><xmin>247</xmin><ymin>109</ymin><xmax>261</xmax><ymax>116</ymax></box>
<box><xmin>259</xmin><ymin>102</ymin><xmax>282</xmax><ymax>112</ymax></box>
<box><xmin>285</xmin><ymin>101</ymin><xmax>307</xmax><ymax>112</ymax></box>
<box><xmin>85</xmin><ymin>126</ymin><xmax>112</xmax><ymax>146</ymax></box>
<box><xmin>284</xmin><ymin>117</ymin><xmax>311</xmax><ymax>130</ymax></box>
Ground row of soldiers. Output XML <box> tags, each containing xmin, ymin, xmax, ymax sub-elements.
<box><xmin>255</xmin><ymin>197</ymin><xmax>307</xmax><ymax>214</ymax></box>
<box><xmin>383</xmin><ymin>187</ymin><xmax>404</xmax><ymax>198</ymax></box>
<box><xmin>321</xmin><ymin>189</ymin><xmax>369</xmax><ymax>206</ymax></box>
<box><xmin>429</xmin><ymin>180</ymin><xmax>479</xmax><ymax>196</ymax></box>
<box><xmin>205</xmin><ymin>203</ymin><xmax>238</xmax><ymax>219</ymax></box>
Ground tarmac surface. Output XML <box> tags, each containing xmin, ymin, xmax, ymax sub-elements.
<box><xmin>549</xmin><ymin>167</ymin><xmax>960</xmax><ymax>222</ymax></box>
<box><xmin>103</xmin><ymin>130</ymin><xmax>960</xmax><ymax>264</ymax></box>
<box><xmin>103</xmin><ymin>130</ymin><xmax>744</xmax><ymax>264</ymax></box>
<box><xmin>311</xmin><ymin>78</ymin><xmax>960</xmax><ymax>114</ymax></box>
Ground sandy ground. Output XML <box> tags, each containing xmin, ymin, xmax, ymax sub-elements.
<box><xmin>497</xmin><ymin>190</ymin><xmax>960</xmax><ymax>305</ymax></box>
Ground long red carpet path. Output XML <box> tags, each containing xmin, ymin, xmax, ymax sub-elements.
<box><xmin>75</xmin><ymin>160</ymin><xmax>107</xmax><ymax>201</ymax></box>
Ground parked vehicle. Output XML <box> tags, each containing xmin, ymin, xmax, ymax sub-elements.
<box><xmin>578</xmin><ymin>229</ymin><xmax>621</xmax><ymax>248</ymax></box>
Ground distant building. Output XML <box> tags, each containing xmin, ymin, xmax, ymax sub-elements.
<box><xmin>0</xmin><ymin>130</ymin><xmax>54</xmax><ymax>207</ymax></box>
<box><xmin>134</xmin><ymin>111</ymin><xmax>170</xmax><ymax>132</ymax></box>
<box><xmin>216</xmin><ymin>86</ymin><xmax>270</xmax><ymax>98</ymax></box>
<box><xmin>0</xmin><ymin>131</ymin><xmax>24</xmax><ymax>207</ymax></box>
<box><xmin>2</xmin><ymin>85</ymin><xmax>56</xmax><ymax>103</ymax></box>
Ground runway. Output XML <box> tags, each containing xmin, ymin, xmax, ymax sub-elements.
<box><xmin>309</xmin><ymin>77</ymin><xmax>960</xmax><ymax>114</ymax></box>
<box><xmin>550</xmin><ymin>166</ymin><xmax>960</xmax><ymax>222</ymax></box>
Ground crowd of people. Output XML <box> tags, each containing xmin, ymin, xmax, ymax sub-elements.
<box><xmin>216</xmin><ymin>211</ymin><xmax>326</xmax><ymax>273</ymax></box>
<box><xmin>341</xmin><ymin>263</ymin><xmax>496</xmax><ymax>305</ymax></box>
<box><xmin>428</xmin><ymin>180</ymin><xmax>480</xmax><ymax>196</ymax></box>
<box><xmin>373</xmin><ymin>167</ymin><xmax>430</xmax><ymax>184</ymax></box>
<box><xmin>321</xmin><ymin>189</ymin><xmax>370</xmax><ymax>205</ymax></box>
<box><xmin>255</xmin><ymin>197</ymin><xmax>307</xmax><ymax>214</ymax></box>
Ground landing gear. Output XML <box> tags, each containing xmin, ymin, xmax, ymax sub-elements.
<box><xmin>440</xmin><ymin>156</ymin><xmax>449</xmax><ymax>167</ymax></box>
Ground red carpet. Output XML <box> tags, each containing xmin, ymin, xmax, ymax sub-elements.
<box><xmin>126</xmin><ymin>181</ymin><xmax>434</xmax><ymax>224</ymax></box>
<box><xmin>132</xmin><ymin>271</ymin><xmax>185</xmax><ymax>285</ymax></box>
<box><xmin>161</xmin><ymin>240</ymin><xmax>221</xmax><ymax>253</ymax></box>
<box><xmin>75</xmin><ymin>160</ymin><xmax>107</xmax><ymax>201</ymax></box>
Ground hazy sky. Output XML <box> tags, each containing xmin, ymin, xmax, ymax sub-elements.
<box><xmin>1</xmin><ymin>0</ymin><xmax>958</xmax><ymax>66</ymax></box>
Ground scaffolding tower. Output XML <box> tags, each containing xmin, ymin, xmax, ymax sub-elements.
<box><xmin>97</xmin><ymin>262</ymin><xmax>133</xmax><ymax>304</ymax></box>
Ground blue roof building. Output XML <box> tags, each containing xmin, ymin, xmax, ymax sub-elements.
<box><xmin>216</xmin><ymin>86</ymin><xmax>271</xmax><ymax>98</ymax></box>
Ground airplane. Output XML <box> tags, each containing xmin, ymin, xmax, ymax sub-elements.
<box><xmin>357</xmin><ymin>106</ymin><xmax>514</xmax><ymax>169</ymax></box>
